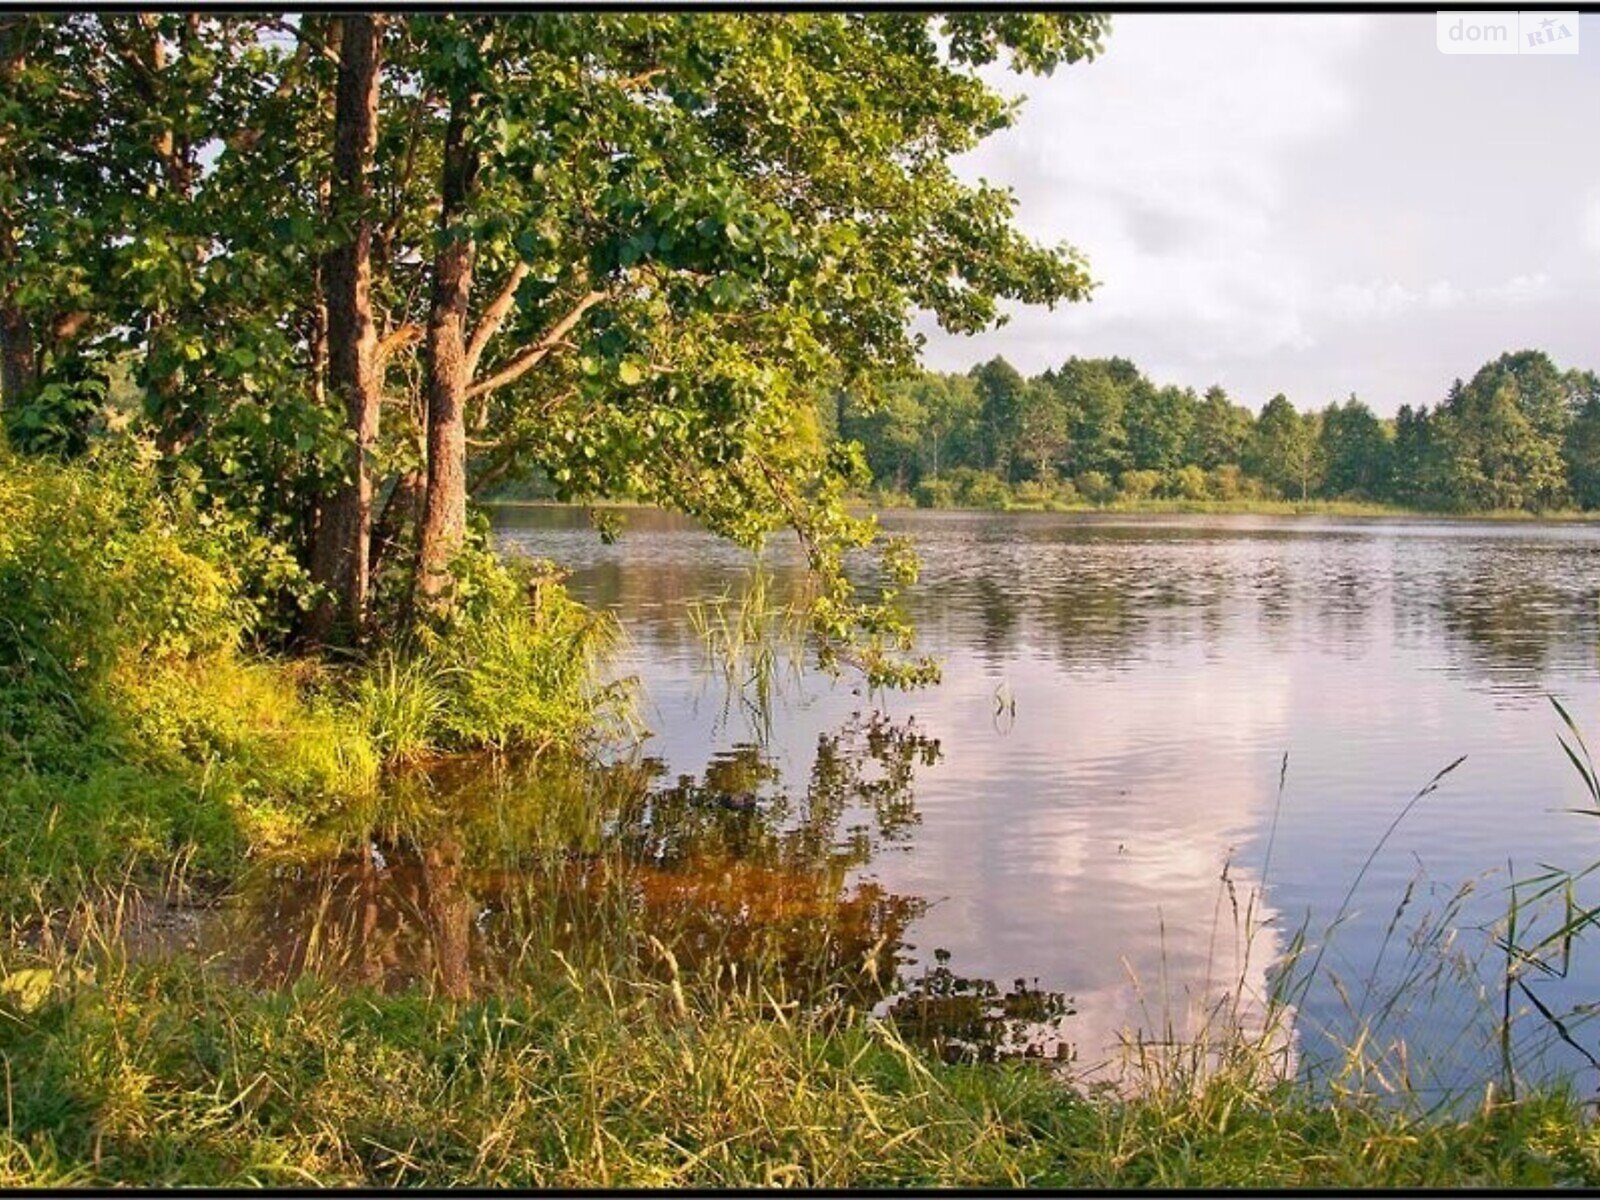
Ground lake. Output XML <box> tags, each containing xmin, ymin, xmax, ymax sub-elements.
<box><xmin>487</xmin><ymin>505</ymin><xmax>1600</xmax><ymax>1095</ymax></box>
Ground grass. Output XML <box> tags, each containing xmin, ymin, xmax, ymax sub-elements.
<box><xmin>0</xmin><ymin>451</ymin><xmax>629</xmax><ymax>914</ymax></box>
<box><xmin>4</xmin><ymin>733</ymin><xmax>1600</xmax><ymax>1189</ymax></box>
<box><xmin>685</xmin><ymin>566</ymin><xmax>809</xmax><ymax>739</ymax></box>
<box><xmin>3</xmin><ymin>896</ymin><xmax>1600</xmax><ymax>1189</ymax></box>
<box><xmin>855</xmin><ymin>493</ymin><xmax>1600</xmax><ymax>521</ymax></box>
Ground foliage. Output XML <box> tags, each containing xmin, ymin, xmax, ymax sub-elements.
<box><xmin>409</xmin><ymin>545</ymin><xmax>630</xmax><ymax>753</ymax></box>
<box><xmin>0</xmin><ymin>12</ymin><xmax>1111</xmax><ymax>686</ymax></box>
<box><xmin>0</xmin><ymin>447</ymin><xmax>374</xmax><ymax>903</ymax></box>
<box><xmin>838</xmin><ymin>349</ymin><xmax>1599</xmax><ymax>515</ymax></box>
<box><xmin>3</xmin><ymin>912</ymin><xmax>1600</xmax><ymax>1188</ymax></box>
<box><xmin>0</xmin><ymin>448</ymin><xmax>624</xmax><ymax>906</ymax></box>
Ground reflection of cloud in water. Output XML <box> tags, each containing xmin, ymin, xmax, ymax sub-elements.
<box><xmin>870</xmin><ymin>645</ymin><xmax>1290</xmax><ymax>1081</ymax></box>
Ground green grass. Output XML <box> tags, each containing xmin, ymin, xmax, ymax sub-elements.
<box><xmin>2</xmin><ymin>914</ymin><xmax>1599</xmax><ymax>1189</ymax></box>
<box><xmin>852</xmin><ymin>493</ymin><xmax>1600</xmax><ymax>521</ymax></box>
<box><xmin>0</xmin><ymin>452</ymin><xmax>629</xmax><ymax>913</ymax></box>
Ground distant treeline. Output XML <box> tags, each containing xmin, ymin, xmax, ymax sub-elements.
<box><xmin>829</xmin><ymin>350</ymin><xmax>1600</xmax><ymax>512</ymax></box>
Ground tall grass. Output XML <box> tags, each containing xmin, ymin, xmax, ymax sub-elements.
<box><xmin>5</xmin><ymin>875</ymin><xmax>1600</xmax><ymax>1189</ymax></box>
<box><xmin>685</xmin><ymin>566</ymin><xmax>809</xmax><ymax>739</ymax></box>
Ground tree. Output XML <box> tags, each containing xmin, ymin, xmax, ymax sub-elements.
<box><xmin>1318</xmin><ymin>394</ymin><xmax>1391</xmax><ymax>500</ymax></box>
<box><xmin>7</xmin><ymin>12</ymin><xmax>1109</xmax><ymax>685</ymax></box>
<box><xmin>1433</xmin><ymin>352</ymin><xmax>1568</xmax><ymax>510</ymax></box>
<box><xmin>1563</xmin><ymin>370</ymin><xmax>1600</xmax><ymax>509</ymax></box>
<box><xmin>917</xmin><ymin>373</ymin><xmax>979</xmax><ymax>480</ymax></box>
<box><xmin>1248</xmin><ymin>394</ymin><xmax>1321</xmax><ymax>500</ymax></box>
<box><xmin>1189</xmin><ymin>384</ymin><xmax>1253</xmax><ymax>470</ymax></box>
<box><xmin>1390</xmin><ymin>402</ymin><xmax>1439</xmax><ymax>507</ymax></box>
<box><xmin>1013</xmin><ymin>379</ymin><xmax>1067</xmax><ymax>482</ymax></box>
<box><xmin>1047</xmin><ymin>357</ymin><xmax>1128</xmax><ymax>478</ymax></box>
<box><xmin>840</xmin><ymin>378</ymin><xmax>925</xmax><ymax>492</ymax></box>
<box><xmin>307</xmin><ymin>15</ymin><xmax>384</xmax><ymax>644</ymax></box>
<box><xmin>972</xmin><ymin>356</ymin><xmax>1028</xmax><ymax>480</ymax></box>
<box><xmin>1125</xmin><ymin>383</ymin><xmax>1195</xmax><ymax>475</ymax></box>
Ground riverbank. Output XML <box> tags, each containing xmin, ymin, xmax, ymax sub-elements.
<box><xmin>861</xmin><ymin>492</ymin><xmax>1600</xmax><ymax>522</ymax></box>
<box><xmin>488</xmin><ymin>494</ymin><xmax>1600</xmax><ymax>523</ymax></box>
<box><xmin>8</xmin><ymin>455</ymin><xmax>1600</xmax><ymax>1187</ymax></box>
<box><xmin>4</xmin><ymin>895</ymin><xmax>1599</xmax><ymax>1188</ymax></box>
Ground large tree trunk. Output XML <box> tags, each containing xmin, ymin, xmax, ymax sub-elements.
<box><xmin>413</xmin><ymin>100</ymin><xmax>478</xmax><ymax>620</ymax></box>
<box><xmin>307</xmin><ymin>14</ymin><xmax>382</xmax><ymax>645</ymax></box>
<box><xmin>370</xmin><ymin>465</ymin><xmax>425</xmax><ymax>578</ymax></box>
<box><xmin>0</xmin><ymin>271</ymin><xmax>35</xmax><ymax>414</ymax></box>
<box><xmin>0</xmin><ymin>16</ymin><xmax>36</xmax><ymax>419</ymax></box>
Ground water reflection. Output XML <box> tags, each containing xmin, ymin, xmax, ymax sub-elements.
<box><xmin>493</xmin><ymin>507</ymin><xmax>1600</xmax><ymax>699</ymax></box>
<box><xmin>485</xmin><ymin>506</ymin><xmax>1600</xmax><ymax>1087</ymax></box>
<box><xmin>204</xmin><ymin>715</ymin><xmax>938</xmax><ymax>1013</ymax></box>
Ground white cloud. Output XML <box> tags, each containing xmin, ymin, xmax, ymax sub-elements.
<box><xmin>920</xmin><ymin>13</ymin><xmax>1600</xmax><ymax>411</ymax></box>
<box><xmin>1323</xmin><ymin>273</ymin><xmax>1555</xmax><ymax>322</ymax></box>
<box><xmin>924</xmin><ymin>15</ymin><xmax>1372</xmax><ymax>381</ymax></box>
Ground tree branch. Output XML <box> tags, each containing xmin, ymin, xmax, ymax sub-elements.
<box><xmin>464</xmin><ymin>290</ymin><xmax>604</xmax><ymax>402</ymax></box>
<box><xmin>617</xmin><ymin>66</ymin><xmax>666</xmax><ymax>92</ymax></box>
<box><xmin>377</xmin><ymin>322</ymin><xmax>423</xmax><ymax>366</ymax></box>
<box><xmin>464</xmin><ymin>261</ymin><xmax>529</xmax><ymax>378</ymax></box>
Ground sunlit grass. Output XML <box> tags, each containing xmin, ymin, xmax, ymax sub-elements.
<box><xmin>3</xmin><ymin>883</ymin><xmax>1600</xmax><ymax>1188</ymax></box>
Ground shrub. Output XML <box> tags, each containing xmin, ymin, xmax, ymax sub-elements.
<box><xmin>1075</xmin><ymin>470</ymin><xmax>1115</xmax><ymax>505</ymax></box>
<box><xmin>913</xmin><ymin>478</ymin><xmax>956</xmax><ymax>509</ymax></box>
<box><xmin>404</xmin><ymin>544</ymin><xmax>629</xmax><ymax>755</ymax></box>
<box><xmin>953</xmin><ymin>470</ymin><xmax>1010</xmax><ymax>510</ymax></box>
<box><xmin>1207</xmin><ymin>464</ymin><xmax>1245</xmax><ymax>500</ymax></box>
<box><xmin>1117</xmin><ymin>469</ymin><xmax>1162</xmax><ymax>502</ymax></box>
<box><xmin>1172</xmin><ymin>465</ymin><xmax>1210</xmax><ymax>500</ymax></box>
<box><xmin>0</xmin><ymin>445</ymin><xmax>373</xmax><ymax>903</ymax></box>
<box><xmin>1010</xmin><ymin>480</ymin><xmax>1054</xmax><ymax>508</ymax></box>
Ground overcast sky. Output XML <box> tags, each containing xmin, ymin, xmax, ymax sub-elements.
<box><xmin>917</xmin><ymin>12</ymin><xmax>1600</xmax><ymax>416</ymax></box>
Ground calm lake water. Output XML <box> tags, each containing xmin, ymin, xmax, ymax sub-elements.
<box><xmin>484</xmin><ymin>505</ymin><xmax>1600</xmax><ymax>1094</ymax></box>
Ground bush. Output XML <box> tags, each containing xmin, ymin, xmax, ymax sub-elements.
<box><xmin>1171</xmin><ymin>465</ymin><xmax>1210</xmax><ymax>500</ymax></box>
<box><xmin>1075</xmin><ymin>470</ymin><xmax>1115</xmax><ymax>505</ymax></box>
<box><xmin>0</xmin><ymin>445</ymin><xmax>373</xmax><ymax>903</ymax></box>
<box><xmin>0</xmin><ymin>442</ymin><xmax>624</xmax><ymax>907</ymax></box>
<box><xmin>392</xmin><ymin>543</ymin><xmax>629</xmax><ymax>755</ymax></box>
<box><xmin>946</xmin><ymin>468</ymin><xmax>1010</xmax><ymax>510</ymax></box>
<box><xmin>1117</xmin><ymin>469</ymin><xmax>1162</xmax><ymax>502</ymax></box>
<box><xmin>1207</xmin><ymin>464</ymin><xmax>1245</xmax><ymax>500</ymax></box>
<box><xmin>913</xmin><ymin>478</ymin><xmax>956</xmax><ymax>509</ymax></box>
<box><xmin>1010</xmin><ymin>480</ymin><xmax>1053</xmax><ymax>509</ymax></box>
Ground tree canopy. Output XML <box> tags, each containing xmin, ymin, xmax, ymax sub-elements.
<box><xmin>0</xmin><ymin>11</ymin><xmax>1110</xmax><ymax>684</ymax></box>
<box><xmin>835</xmin><ymin>349</ymin><xmax>1599</xmax><ymax>514</ymax></box>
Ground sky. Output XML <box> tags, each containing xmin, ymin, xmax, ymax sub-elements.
<box><xmin>917</xmin><ymin>12</ymin><xmax>1600</xmax><ymax>416</ymax></box>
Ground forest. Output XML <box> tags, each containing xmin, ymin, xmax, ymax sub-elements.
<box><xmin>835</xmin><ymin>350</ymin><xmax>1600</xmax><ymax>512</ymax></box>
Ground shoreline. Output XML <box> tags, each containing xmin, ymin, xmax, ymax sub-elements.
<box><xmin>485</xmin><ymin>495</ymin><xmax>1600</xmax><ymax>524</ymax></box>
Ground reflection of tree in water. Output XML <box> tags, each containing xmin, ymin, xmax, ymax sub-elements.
<box><xmin>886</xmin><ymin>948</ymin><xmax>1075</xmax><ymax>1065</ymax></box>
<box><xmin>214</xmin><ymin>713</ymin><xmax>941</xmax><ymax>1011</ymax></box>
<box><xmin>1430</xmin><ymin>567</ymin><xmax>1571</xmax><ymax>681</ymax></box>
<box><xmin>200</xmin><ymin>713</ymin><xmax>1077</xmax><ymax>1059</ymax></box>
